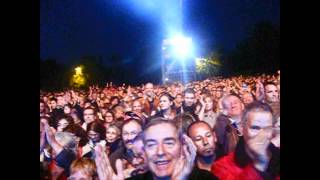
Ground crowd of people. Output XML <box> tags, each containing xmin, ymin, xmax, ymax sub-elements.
<box><xmin>40</xmin><ymin>71</ymin><xmax>280</xmax><ymax>180</ymax></box>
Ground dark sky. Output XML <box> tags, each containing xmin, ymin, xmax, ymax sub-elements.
<box><xmin>40</xmin><ymin>0</ymin><xmax>280</xmax><ymax>65</ymax></box>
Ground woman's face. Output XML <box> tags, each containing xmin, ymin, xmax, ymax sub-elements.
<box><xmin>106</xmin><ymin>127</ymin><xmax>119</xmax><ymax>143</ymax></box>
<box><xmin>104</xmin><ymin>112</ymin><xmax>114</xmax><ymax>123</ymax></box>
<box><xmin>159</xmin><ymin>96</ymin><xmax>171</xmax><ymax>110</ymax></box>
<box><xmin>57</xmin><ymin>119</ymin><xmax>69</xmax><ymax>132</ymax></box>
<box><xmin>111</xmin><ymin>98</ymin><xmax>119</xmax><ymax>105</ymax></box>
<box><xmin>64</xmin><ymin>106</ymin><xmax>71</xmax><ymax>114</ymax></box>
<box><xmin>204</xmin><ymin>97</ymin><xmax>213</xmax><ymax>111</ymax></box>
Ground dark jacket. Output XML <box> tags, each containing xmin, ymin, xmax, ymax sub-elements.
<box><xmin>126</xmin><ymin>166</ymin><xmax>218</xmax><ymax>180</ymax></box>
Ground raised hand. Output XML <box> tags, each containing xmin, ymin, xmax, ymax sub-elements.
<box><xmin>94</xmin><ymin>145</ymin><xmax>125</xmax><ymax>180</ymax></box>
<box><xmin>172</xmin><ymin>134</ymin><xmax>197</xmax><ymax>180</ymax></box>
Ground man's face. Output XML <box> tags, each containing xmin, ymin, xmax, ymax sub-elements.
<box><xmin>50</xmin><ymin>100</ymin><xmax>57</xmax><ymax>109</ymax></box>
<box><xmin>122</xmin><ymin>121</ymin><xmax>142</xmax><ymax>150</ymax></box>
<box><xmin>175</xmin><ymin>94</ymin><xmax>183</xmax><ymax>104</ymax></box>
<box><xmin>189</xmin><ymin>123</ymin><xmax>216</xmax><ymax>157</ymax></box>
<box><xmin>145</xmin><ymin>83</ymin><xmax>154</xmax><ymax>96</ymax></box>
<box><xmin>114</xmin><ymin>109</ymin><xmax>124</xmax><ymax>119</ymax></box>
<box><xmin>143</xmin><ymin>123</ymin><xmax>181</xmax><ymax>178</ymax></box>
<box><xmin>57</xmin><ymin>96</ymin><xmax>65</xmax><ymax>107</ymax></box>
<box><xmin>243</xmin><ymin>111</ymin><xmax>273</xmax><ymax>152</ymax></box>
<box><xmin>106</xmin><ymin>127</ymin><xmax>119</xmax><ymax>143</ymax></box>
<box><xmin>40</xmin><ymin>102</ymin><xmax>45</xmax><ymax>113</ymax></box>
<box><xmin>223</xmin><ymin>96</ymin><xmax>244</xmax><ymax>117</ymax></box>
<box><xmin>265</xmin><ymin>84</ymin><xmax>279</xmax><ymax>103</ymax></box>
<box><xmin>88</xmin><ymin>130</ymin><xmax>100</xmax><ymax>143</ymax></box>
<box><xmin>83</xmin><ymin>109</ymin><xmax>96</xmax><ymax>124</ymax></box>
<box><xmin>132</xmin><ymin>101</ymin><xmax>143</xmax><ymax>113</ymax></box>
<box><xmin>132</xmin><ymin>139</ymin><xmax>148</xmax><ymax>174</ymax></box>
<box><xmin>184</xmin><ymin>93</ymin><xmax>196</xmax><ymax>107</ymax></box>
<box><xmin>159</xmin><ymin>96</ymin><xmax>172</xmax><ymax>110</ymax></box>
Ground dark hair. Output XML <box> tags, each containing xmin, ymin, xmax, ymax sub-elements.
<box><xmin>242</xmin><ymin>101</ymin><xmax>275</xmax><ymax>126</ymax></box>
<box><xmin>65</xmin><ymin>124</ymin><xmax>89</xmax><ymax>147</ymax></box>
<box><xmin>55</xmin><ymin>115</ymin><xmax>75</xmax><ymax>130</ymax></box>
<box><xmin>83</xmin><ymin>107</ymin><xmax>97</xmax><ymax>115</ymax></box>
<box><xmin>87</xmin><ymin>122</ymin><xmax>106</xmax><ymax>140</ymax></box>
<box><xmin>187</xmin><ymin>121</ymin><xmax>212</xmax><ymax>137</ymax></box>
<box><xmin>159</xmin><ymin>92</ymin><xmax>174</xmax><ymax>102</ymax></box>
<box><xmin>50</xmin><ymin>97</ymin><xmax>57</xmax><ymax>102</ymax></box>
<box><xmin>184</xmin><ymin>88</ymin><xmax>195</xmax><ymax>95</ymax></box>
<box><xmin>142</xmin><ymin>118</ymin><xmax>183</xmax><ymax>143</ymax></box>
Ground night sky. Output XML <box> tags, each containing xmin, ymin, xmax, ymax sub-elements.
<box><xmin>40</xmin><ymin>0</ymin><xmax>280</xmax><ymax>65</ymax></box>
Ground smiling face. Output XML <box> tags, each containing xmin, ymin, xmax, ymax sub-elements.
<box><xmin>143</xmin><ymin>123</ymin><xmax>182</xmax><ymax>179</ymax></box>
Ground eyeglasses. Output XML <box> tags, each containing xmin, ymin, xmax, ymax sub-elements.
<box><xmin>122</xmin><ymin>131</ymin><xmax>138</xmax><ymax>137</ymax></box>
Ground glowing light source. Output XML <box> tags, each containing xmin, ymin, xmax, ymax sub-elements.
<box><xmin>70</xmin><ymin>65</ymin><xmax>86</xmax><ymax>88</ymax></box>
<box><xmin>75</xmin><ymin>66</ymin><xmax>82</xmax><ymax>75</ymax></box>
<box><xmin>170</xmin><ymin>35</ymin><xmax>193</xmax><ymax>59</ymax></box>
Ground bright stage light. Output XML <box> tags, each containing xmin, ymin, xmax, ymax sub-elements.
<box><xmin>171</xmin><ymin>35</ymin><xmax>193</xmax><ymax>59</ymax></box>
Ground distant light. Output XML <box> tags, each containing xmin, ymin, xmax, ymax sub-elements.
<box><xmin>75</xmin><ymin>66</ymin><xmax>82</xmax><ymax>75</ymax></box>
<box><xmin>165</xmin><ymin>78</ymin><xmax>169</xmax><ymax>81</ymax></box>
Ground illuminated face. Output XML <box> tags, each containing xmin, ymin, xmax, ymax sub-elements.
<box><xmin>104</xmin><ymin>112</ymin><xmax>114</xmax><ymax>123</ymax></box>
<box><xmin>106</xmin><ymin>127</ymin><xmax>119</xmax><ymax>143</ymax></box>
<box><xmin>184</xmin><ymin>93</ymin><xmax>196</xmax><ymax>107</ymax></box>
<box><xmin>132</xmin><ymin>101</ymin><xmax>143</xmax><ymax>113</ymax></box>
<box><xmin>83</xmin><ymin>109</ymin><xmax>96</xmax><ymax>124</ymax></box>
<box><xmin>68</xmin><ymin>170</ymin><xmax>93</xmax><ymax>180</ymax></box>
<box><xmin>243</xmin><ymin>111</ymin><xmax>273</xmax><ymax>152</ymax></box>
<box><xmin>144</xmin><ymin>123</ymin><xmax>181</xmax><ymax>178</ymax></box>
<box><xmin>223</xmin><ymin>96</ymin><xmax>244</xmax><ymax>117</ymax></box>
<box><xmin>204</xmin><ymin>97</ymin><xmax>214</xmax><ymax>111</ymax></box>
<box><xmin>122</xmin><ymin>121</ymin><xmax>142</xmax><ymax>150</ymax></box>
<box><xmin>189</xmin><ymin>123</ymin><xmax>216</xmax><ymax>157</ymax></box>
<box><xmin>57</xmin><ymin>119</ymin><xmax>69</xmax><ymax>132</ymax></box>
<box><xmin>265</xmin><ymin>84</ymin><xmax>279</xmax><ymax>103</ymax></box>
<box><xmin>159</xmin><ymin>96</ymin><xmax>172</xmax><ymax>110</ymax></box>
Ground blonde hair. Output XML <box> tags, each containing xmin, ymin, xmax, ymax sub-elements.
<box><xmin>70</xmin><ymin>157</ymin><xmax>97</xmax><ymax>178</ymax></box>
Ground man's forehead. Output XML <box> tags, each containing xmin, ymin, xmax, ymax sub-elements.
<box><xmin>247</xmin><ymin>111</ymin><xmax>273</xmax><ymax>125</ymax></box>
<box><xmin>145</xmin><ymin>124</ymin><xmax>178</xmax><ymax>139</ymax></box>
<box><xmin>123</xmin><ymin>121</ymin><xmax>141</xmax><ymax>130</ymax></box>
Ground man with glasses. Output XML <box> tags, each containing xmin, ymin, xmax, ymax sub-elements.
<box><xmin>109</xmin><ymin>119</ymin><xmax>143</xmax><ymax>173</ymax></box>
